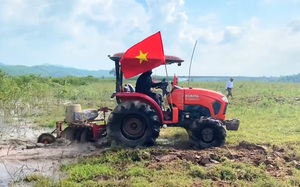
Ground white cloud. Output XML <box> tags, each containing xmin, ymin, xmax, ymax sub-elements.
<box><xmin>287</xmin><ymin>19</ymin><xmax>300</xmax><ymax>33</ymax></box>
<box><xmin>0</xmin><ymin>0</ymin><xmax>299</xmax><ymax>77</ymax></box>
<box><xmin>190</xmin><ymin>20</ymin><xmax>300</xmax><ymax>76</ymax></box>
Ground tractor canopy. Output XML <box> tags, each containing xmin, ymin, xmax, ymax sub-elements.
<box><xmin>109</xmin><ymin>52</ymin><xmax>184</xmax><ymax>66</ymax></box>
<box><xmin>108</xmin><ymin>52</ymin><xmax>184</xmax><ymax>96</ymax></box>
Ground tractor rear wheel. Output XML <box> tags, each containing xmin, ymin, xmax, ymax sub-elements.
<box><xmin>107</xmin><ymin>101</ymin><xmax>161</xmax><ymax>147</ymax></box>
<box><xmin>187</xmin><ymin>118</ymin><xmax>226</xmax><ymax>149</ymax></box>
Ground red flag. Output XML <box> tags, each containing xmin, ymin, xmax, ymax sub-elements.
<box><xmin>120</xmin><ymin>32</ymin><xmax>165</xmax><ymax>79</ymax></box>
<box><xmin>173</xmin><ymin>74</ymin><xmax>178</xmax><ymax>87</ymax></box>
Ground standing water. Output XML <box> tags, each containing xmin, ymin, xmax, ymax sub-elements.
<box><xmin>0</xmin><ymin>116</ymin><xmax>55</xmax><ymax>186</ymax></box>
<box><xmin>0</xmin><ymin>116</ymin><xmax>99</xmax><ymax>186</ymax></box>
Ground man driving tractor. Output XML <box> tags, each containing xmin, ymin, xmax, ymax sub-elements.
<box><xmin>135</xmin><ymin>70</ymin><xmax>165</xmax><ymax>108</ymax></box>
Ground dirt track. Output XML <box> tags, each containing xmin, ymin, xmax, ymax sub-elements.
<box><xmin>150</xmin><ymin>141</ymin><xmax>300</xmax><ymax>179</ymax></box>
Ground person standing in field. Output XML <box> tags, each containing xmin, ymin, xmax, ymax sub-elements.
<box><xmin>226</xmin><ymin>78</ymin><xmax>234</xmax><ymax>98</ymax></box>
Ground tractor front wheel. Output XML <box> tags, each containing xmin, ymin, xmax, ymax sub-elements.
<box><xmin>187</xmin><ymin>118</ymin><xmax>226</xmax><ymax>149</ymax></box>
<box><xmin>107</xmin><ymin>101</ymin><xmax>161</xmax><ymax>147</ymax></box>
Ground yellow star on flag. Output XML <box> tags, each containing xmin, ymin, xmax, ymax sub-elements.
<box><xmin>135</xmin><ymin>50</ymin><xmax>148</xmax><ymax>64</ymax></box>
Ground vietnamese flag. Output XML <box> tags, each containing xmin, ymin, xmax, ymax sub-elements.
<box><xmin>173</xmin><ymin>74</ymin><xmax>178</xmax><ymax>87</ymax></box>
<box><xmin>120</xmin><ymin>31</ymin><xmax>165</xmax><ymax>79</ymax></box>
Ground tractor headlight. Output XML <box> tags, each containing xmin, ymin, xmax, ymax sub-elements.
<box><xmin>222</xmin><ymin>96</ymin><xmax>228</xmax><ymax>103</ymax></box>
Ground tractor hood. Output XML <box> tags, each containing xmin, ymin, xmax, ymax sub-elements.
<box><xmin>168</xmin><ymin>86</ymin><xmax>228</xmax><ymax>117</ymax></box>
<box><xmin>184</xmin><ymin>87</ymin><xmax>228</xmax><ymax>103</ymax></box>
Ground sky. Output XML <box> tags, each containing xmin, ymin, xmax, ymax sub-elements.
<box><xmin>0</xmin><ymin>0</ymin><xmax>300</xmax><ymax>77</ymax></box>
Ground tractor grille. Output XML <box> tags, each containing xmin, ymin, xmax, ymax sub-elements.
<box><xmin>212</xmin><ymin>101</ymin><xmax>221</xmax><ymax>115</ymax></box>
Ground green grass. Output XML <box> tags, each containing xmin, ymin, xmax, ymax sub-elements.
<box><xmin>11</xmin><ymin>80</ymin><xmax>300</xmax><ymax>186</ymax></box>
<box><xmin>22</xmin><ymin>174</ymin><xmax>56</xmax><ymax>187</ymax></box>
<box><xmin>25</xmin><ymin>148</ymin><xmax>300</xmax><ymax>186</ymax></box>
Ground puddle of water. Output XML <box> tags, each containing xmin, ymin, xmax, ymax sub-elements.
<box><xmin>0</xmin><ymin>158</ymin><xmax>63</xmax><ymax>187</ymax></box>
<box><xmin>0</xmin><ymin>117</ymin><xmax>53</xmax><ymax>142</ymax></box>
<box><xmin>0</xmin><ymin>117</ymin><xmax>61</xmax><ymax>186</ymax></box>
<box><xmin>0</xmin><ymin>143</ymin><xmax>98</xmax><ymax>187</ymax></box>
<box><xmin>0</xmin><ymin>108</ymin><xmax>110</xmax><ymax>186</ymax></box>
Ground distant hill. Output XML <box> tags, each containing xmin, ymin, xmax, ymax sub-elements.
<box><xmin>277</xmin><ymin>73</ymin><xmax>300</xmax><ymax>83</ymax></box>
<box><xmin>165</xmin><ymin>74</ymin><xmax>299</xmax><ymax>83</ymax></box>
<box><xmin>0</xmin><ymin>63</ymin><xmax>113</xmax><ymax>78</ymax></box>
<box><xmin>176</xmin><ymin>76</ymin><xmax>280</xmax><ymax>82</ymax></box>
<box><xmin>0</xmin><ymin>63</ymin><xmax>299</xmax><ymax>82</ymax></box>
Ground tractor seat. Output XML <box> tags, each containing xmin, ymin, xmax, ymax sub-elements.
<box><xmin>123</xmin><ymin>84</ymin><xmax>135</xmax><ymax>92</ymax></box>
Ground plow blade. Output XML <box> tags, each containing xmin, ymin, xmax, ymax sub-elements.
<box><xmin>224</xmin><ymin>119</ymin><xmax>240</xmax><ymax>131</ymax></box>
<box><xmin>61</xmin><ymin>127</ymin><xmax>77</xmax><ymax>141</ymax></box>
<box><xmin>60</xmin><ymin>126</ymin><xmax>94</xmax><ymax>142</ymax></box>
<box><xmin>80</xmin><ymin>127</ymin><xmax>97</xmax><ymax>142</ymax></box>
<box><xmin>60</xmin><ymin>125</ymin><xmax>107</xmax><ymax>143</ymax></box>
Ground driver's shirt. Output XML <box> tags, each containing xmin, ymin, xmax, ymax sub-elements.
<box><xmin>136</xmin><ymin>72</ymin><xmax>153</xmax><ymax>95</ymax></box>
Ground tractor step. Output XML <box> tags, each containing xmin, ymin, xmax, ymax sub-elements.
<box><xmin>223</xmin><ymin>119</ymin><xmax>240</xmax><ymax>131</ymax></box>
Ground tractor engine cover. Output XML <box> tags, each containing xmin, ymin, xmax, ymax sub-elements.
<box><xmin>168</xmin><ymin>87</ymin><xmax>228</xmax><ymax>121</ymax></box>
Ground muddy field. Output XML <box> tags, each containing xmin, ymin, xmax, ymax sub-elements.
<box><xmin>1</xmin><ymin>117</ymin><xmax>300</xmax><ymax>186</ymax></box>
<box><xmin>1</xmin><ymin>134</ymin><xmax>299</xmax><ymax>186</ymax></box>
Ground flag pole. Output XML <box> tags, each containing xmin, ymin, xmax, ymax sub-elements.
<box><xmin>188</xmin><ymin>40</ymin><xmax>198</xmax><ymax>87</ymax></box>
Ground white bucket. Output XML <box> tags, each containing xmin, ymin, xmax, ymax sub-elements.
<box><xmin>65</xmin><ymin>104</ymin><xmax>82</xmax><ymax>123</ymax></box>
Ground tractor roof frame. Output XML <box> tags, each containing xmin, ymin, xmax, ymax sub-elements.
<box><xmin>108</xmin><ymin>52</ymin><xmax>184</xmax><ymax>93</ymax></box>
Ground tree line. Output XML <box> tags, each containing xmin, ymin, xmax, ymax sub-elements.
<box><xmin>0</xmin><ymin>70</ymin><xmax>103</xmax><ymax>118</ymax></box>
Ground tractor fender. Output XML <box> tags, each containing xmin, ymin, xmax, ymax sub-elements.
<box><xmin>115</xmin><ymin>93</ymin><xmax>164</xmax><ymax>121</ymax></box>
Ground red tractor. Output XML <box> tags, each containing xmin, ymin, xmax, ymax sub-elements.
<box><xmin>36</xmin><ymin>52</ymin><xmax>239</xmax><ymax>149</ymax></box>
<box><xmin>107</xmin><ymin>53</ymin><xmax>239</xmax><ymax>149</ymax></box>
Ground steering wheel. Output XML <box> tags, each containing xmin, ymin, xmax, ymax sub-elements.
<box><xmin>156</xmin><ymin>75</ymin><xmax>180</xmax><ymax>96</ymax></box>
<box><xmin>156</xmin><ymin>81</ymin><xmax>169</xmax><ymax>97</ymax></box>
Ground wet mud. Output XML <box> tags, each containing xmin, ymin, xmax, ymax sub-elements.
<box><xmin>0</xmin><ymin>122</ymin><xmax>299</xmax><ymax>186</ymax></box>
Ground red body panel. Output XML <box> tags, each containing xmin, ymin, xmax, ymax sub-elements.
<box><xmin>116</xmin><ymin>92</ymin><xmax>164</xmax><ymax>121</ymax></box>
<box><xmin>168</xmin><ymin>87</ymin><xmax>227</xmax><ymax>121</ymax></box>
<box><xmin>116</xmin><ymin>87</ymin><xmax>227</xmax><ymax>124</ymax></box>
<box><xmin>164</xmin><ymin>107</ymin><xmax>179</xmax><ymax>124</ymax></box>
<box><xmin>93</xmin><ymin>123</ymin><xmax>106</xmax><ymax>139</ymax></box>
